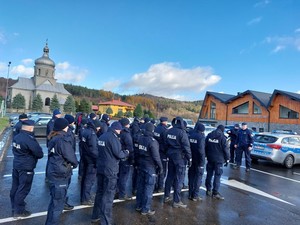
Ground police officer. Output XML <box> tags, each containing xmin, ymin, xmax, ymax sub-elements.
<box><xmin>234</xmin><ymin>122</ymin><xmax>253</xmax><ymax>172</ymax></box>
<box><xmin>10</xmin><ymin>120</ymin><xmax>43</xmax><ymax>218</ymax></box>
<box><xmin>136</xmin><ymin>123</ymin><xmax>163</xmax><ymax>215</ymax></box>
<box><xmin>91</xmin><ymin>122</ymin><xmax>129</xmax><ymax>225</ymax></box>
<box><xmin>164</xmin><ymin>117</ymin><xmax>191</xmax><ymax>208</ymax></box>
<box><xmin>46</xmin><ymin>109</ymin><xmax>62</xmax><ymax>147</ymax></box>
<box><xmin>117</xmin><ymin>118</ymin><xmax>134</xmax><ymax>200</ymax></box>
<box><xmin>188</xmin><ymin>122</ymin><xmax>206</xmax><ymax>201</ymax></box>
<box><xmin>78</xmin><ymin>118</ymin><xmax>88</xmax><ymax>181</ymax></box>
<box><xmin>45</xmin><ymin>118</ymin><xmax>78</xmax><ymax>225</ymax></box>
<box><xmin>98</xmin><ymin>114</ymin><xmax>110</xmax><ymax>136</ymax></box>
<box><xmin>227</xmin><ymin>124</ymin><xmax>240</xmax><ymax>163</ymax></box>
<box><xmin>205</xmin><ymin>125</ymin><xmax>229</xmax><ymax>200</ymax></box>
<box><xmin>12</xmin><ymin>113</ymin><xmax>28</xmax><ymax>138</ymax></box>
<box><xmin>153</xmin><ymin>116</ymin><xmax>168</xmax><ymax>192</ymax></box>
<box><xmin>80</xmin><ymin>119</ymin><xmax>100</xmax><ymax>205</ymax></box>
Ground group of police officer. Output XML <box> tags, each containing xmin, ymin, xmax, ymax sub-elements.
<box><xmin>11</xmin><ymin>110</ymin><xmax>253</xmax><ymax>225</ymax></box>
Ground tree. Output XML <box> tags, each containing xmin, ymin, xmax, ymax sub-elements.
<box><xmin>32</xmin><ymin>93</ymin><xmax>43</xmax><ymax>112</ymax></box>
<box><xmin>106</xmin><ymin>106</ymin><xmax>113</xmax><ymax>115</ymax></box>
<box><xmin>78</xmin><ymin>98</ymin><xmax>90</xmax><ymax>113</ymax></box>
<box><xmin>64</xmin><ymin>95</ymin><xmax>76</xmax><ymax>114</ymax></box>
<box><xmin>12</xmin><ymin>93</ymin><xmax>26</xmax><ymax>112</ymax></box>
<box><xmin>124</xmin><ymin>111</ymin><xmax>133</xmax><ymax>118</ymax></box>
<box><xmin>50</xmin><ymin>94</ymin><xmax>60</xmax><ymax>111</ymax></box>
<box><xmin>116</xmin><ymin>110</ymin><xmax>124</xmax><ymax>118</ymax></box>
<box><xmin>134</xmin><ymin>104</ymin><xmax>143</xmax><ymax>118</ymax></box>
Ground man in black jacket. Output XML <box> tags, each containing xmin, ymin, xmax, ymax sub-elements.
<box><xmin>205</xmin><ymin>125</ymin><xmax>229</xmax><ymax>200</ymax></box>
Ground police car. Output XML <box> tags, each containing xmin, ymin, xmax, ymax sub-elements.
<box><xmin>250</xmin><ymin>132</ymin><xmax>300</xmax><ymax>168</ymax></box>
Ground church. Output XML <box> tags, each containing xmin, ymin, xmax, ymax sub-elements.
<box><xmin>8</xmin><ymin>43</ymin><xmax>71</xmax><ymax>113</ymax></box>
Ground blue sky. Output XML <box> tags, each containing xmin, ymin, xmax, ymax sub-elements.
<box><xmin>0</xmin><ymin>0</ymin><xmax>299</xmax><ymax>101</ymax></box>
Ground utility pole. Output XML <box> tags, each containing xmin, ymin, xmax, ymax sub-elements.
<box><xmin>4</xmin><ymin>61</ymin><xmax>11</xmax><ymax>117</ymax></box>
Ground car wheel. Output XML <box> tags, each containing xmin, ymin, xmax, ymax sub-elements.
<box><xmin>284</xmin><ymin>155</ymin><xmax>294</xmax><ymax>169</ymax></box>
<box><xmin>251</xmin><ymin>158</ymin><xmax>259</xmax><ymax>163</ymax></box>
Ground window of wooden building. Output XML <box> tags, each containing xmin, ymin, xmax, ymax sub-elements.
<box><xmin>232</xmin><ymin>102</ymin><xmax>249</xmax><ymax>114</ymax></box>
<box><xmin>279</xmin><ymin>105</ymin><xmax>299</xmax><ymax>119</ymax></box>
<box><xmin>253</xmin><ymin>102</ymin><xmax>262</xmax><ymax>114</ymax></box>
<box><xmin>210</xmin><ymin>101</ymin><xmax>216</xmax><ymax>119</ymax></box>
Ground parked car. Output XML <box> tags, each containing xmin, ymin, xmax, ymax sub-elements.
<box><xmin>33</xmin><ymin>116</ymin><xmax>52</xmax><ymax>137</ymax></box>
<box><xmin>250</xmin><ymin>132</ymin><xmax>300</xmax><ymax>168</ymax></box>
<box><xmin>8</xmin><ymin>113</ymin><xmax>20</xmax><ymax>123</ymax></box>
<box><xmin>183</xmin><ymin>118</ymin><xmax>195</xmax><ymax>129</ymax></box>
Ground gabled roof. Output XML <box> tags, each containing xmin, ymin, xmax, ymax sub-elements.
<box><xmin>10</xmin><ymin>77</ymin><xmax>35</xmax><ymax>90</ymax></box>
<box><xmin>268</xmin><ymin>89</ymin><xmax>300</xmax><ymax>107</ymax></box>
<box><xmin>36</xmin><ymin>82</ymin><xmax>70</xmax><ymax>95</ymax></box>
<box><xmin>227</xmin><ymin>90</ymin><xmax>272</xmax><ymax>108</ymax></box>
<box><xmin>206</xmin><ymin>91</ymin><xmax>235</xmax><ymax>103</ymax></box>
<box><xmin>99</xmin><ymin>99</ymin><xmax>134</xmax><ymax>108</ymax></box>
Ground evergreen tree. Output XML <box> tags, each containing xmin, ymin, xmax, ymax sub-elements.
<box><xmin>106</xmin><ymin>106</ymin><xmax>113</xmax><ymax>115</ymax></box>
<box><xmin>64</xmin><ymin>95</ymin><xmax>76</xmax><ymax>114</ymax></box>
<box><xmin>32</xmin><ymin>93</ymin><xmax>43</xmax><ymax>112</ymax></box>
<box><xmin>78</xmin><ymin>98</ymin><xmax>90</xmax><ymax>113</ymax></box>
<box><xmin>50</xmin><ymin>94</ymin><xmax>60</xmax><ymax>111</ymax></box>
<box><xmin>124</xmin><ymin>111</ymin><xmax>133</xmax><ymax>118</ymax></box>
<box><xmin>134</xmin><ymin>104</ymin><xmax>143</xmax><ymax>118</ymax></box>
<box><xmin>12</xmin><ymin>93</ymin><xmax>26</xmax><ymax>112</ymax></box>
<box><xmin>116</xmin><ymin>110</ymin><xmax>124</xmax><ymax>118</ymax></box>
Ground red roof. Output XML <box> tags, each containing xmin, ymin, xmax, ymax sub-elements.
<box><xmin>99</xmin><ymin>99</ymin><xmax>134</xmax><ymax>108</ymax></box>
<box><xmin>92</xmin><ymin>105</ymin><xmax>99</xmax><ymax>111</ymax></box>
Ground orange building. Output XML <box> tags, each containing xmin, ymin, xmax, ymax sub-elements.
<box><xmin>97</xmin><ymin>99</ymin><xmax>135</xmax><ymax>116</ymax></box>
<box><xmin>199</xmin><ymin>90</ymin><xmax>300</xmax><ymax>133</ymax></box>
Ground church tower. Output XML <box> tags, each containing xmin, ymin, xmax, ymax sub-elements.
<box><xmin>33</xmin><ymin>42</ymin><xmax>56</xmax><ymax>86</ymax></box>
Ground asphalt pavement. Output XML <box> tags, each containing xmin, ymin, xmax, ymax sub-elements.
<box><xmin>1</xmin><ymin>131</ymin><xmax>300</xmax><ymax>225</ymax></box>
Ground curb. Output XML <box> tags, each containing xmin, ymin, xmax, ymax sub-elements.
<box><xmin>0</xmin><ymin>127</ymin><xmax>12</xmax><ymax>162</ymax></box>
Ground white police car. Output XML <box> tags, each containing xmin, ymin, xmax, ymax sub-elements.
<box><xmin>250</xmin><ymin>132</ymin><xmax>300</xmax><ymax>168</ymax></box>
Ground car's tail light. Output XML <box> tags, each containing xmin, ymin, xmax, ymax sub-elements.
<box><xmin>267</xmin><ymin>144</ymin><xmax>282</xmax><ymax>150</ymax></box>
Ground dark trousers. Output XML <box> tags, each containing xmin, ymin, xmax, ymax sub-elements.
<box><xmin>236</xmin><ymin>145</ymin><xmax>251</xmax><ymax>168</ymax></box>
<box><xmin>92</xmin><ymin>173</ymin><xmax>118</xmax><ymax>225</ymax></box>
<box><xmin>164</xmin><ymin>158</ymin><xmax>185</xmax><ymax>203</ymax></box>
<box><xmin>117</xmin><ymin>160</ymin><xmax>131</xmax><ymax>198</ymax></box>
<box><xmin>132</xmin><ymin>166</ymin><xmax>138</xmax><ymax>195</ymax></box>
<box><xmin>136</xmin><ymin>170</ymin><xmax>156</xmax><ymax>213</ymax></box>
<box><xmin>156</xmin><ymin>159</ymin><xmax>168</xmax><ymax>190</ymax></box>
<box><xmin>229</xmin><ymin>143</ymin><xmax>236</xmax><ymax>162</ymax></box>
<box><xmin>188</xmin><ymin>165</ymin><xmax>204</xmax><ymax>198</ymax></box>
<box><xmin>205</xmin><ymin>161</ymin><xmax>223</xmax><ymax>194</ymax></box>
<box><xmin>80</xmin><ymin>163</ymin><xmax>97</xmax><ymax>202</ymax></box>
<box><xmin>45</xmin><ymin>178</ymin><xmax>69</xmax><ymax>225</ymax></box>
<box><xmin>78</xmin><ymin>143</ymin><xmax>85</xmax><ymax>178</ymax></box>
<box><xmin>10</xmin><ymin>169</ymin><xmax>34</xmax><ymax>214</ymax></box>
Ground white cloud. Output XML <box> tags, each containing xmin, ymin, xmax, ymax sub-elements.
<box><xmin>265</xmin><ymin>34</ymin><xmax>300</xmax><ymax>52</ymax></box>
<box><xmin>21</xmin><ymin>58</ymin><xmax>33</xmax><ymax>65</ymax></box>
<box><xmin>247</xmin><ymin>17</ymin><xmax>262</xmax><ymax>26</ymax></box>
<box><xmin>297</xmin><ymin>90</ymin><xmax>300</xmax><ymax>94</ymax></box>
<box><xmin>11</xmin><ymin>65</ymin><xmax>34</xmax><ymax>78</ymax></box>
<box><xmin>56</xmin><ymin>62</ymin><xmax>70</xmax><ymax>70</ymax></box>
<box><xmin>102</xmin><ymin>80</ymin><xmax>121</xmax><ymax>91</ymax></box>
<box><xmin>295</xmin><ymin>28</ymin><xmax>300</xmax><ymax>33</ymax></box>
<box><xmin>254</xmin><ymin>0</ymin><xmax>270</xmax><ymax>8</ymax></box>
<box><xmin>55</xmin><ymin>61</ymin><xmax>88</xmax><ymax>83</ymax></box>
<box><xmin>120</xmin><ymin>62</ymin><xmax>221</xmax><ymax>100</ymax></box>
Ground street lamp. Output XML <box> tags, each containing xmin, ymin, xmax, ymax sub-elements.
<box><xmin>4</xmin><ymin>61</ymin><xmax>11</xmax><ymax>116</ymax></box>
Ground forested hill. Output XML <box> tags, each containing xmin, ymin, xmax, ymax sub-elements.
<box><xmin>64</xmin><ymin>84</ymin><xmax>202</xmax><ymax>121</ymax></box>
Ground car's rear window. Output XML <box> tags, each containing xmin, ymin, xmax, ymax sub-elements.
<box><xmin>254</xmin><ymin>135</ymin><xmax>278</xmax><ymax>143</ymax></box>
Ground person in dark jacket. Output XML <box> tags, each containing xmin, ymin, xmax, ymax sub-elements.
<box><xmin>46</xmin><ymin>109</ymin><xmax>62</xmax><ymax>147</ymax></box>
<box><xmin>163</xmin><ymin>117</ymin><xmax>192</xmax><ymax>208</ymax></box>
<box><xmin>10</xmin><ymin>120</ymin><xmax>43</xmax><ymax>218</ymax></box>
<box><xmin>188</xmin><ymin>122</ymin><xmax>206</xmax><ymax>201</ymax></box>
<box><xmin>205</xmin><ymin>125</ymin><xmax>229</xmax><ymax>200</ymax></box>
<box><xmin>45</xmin><ymin>118</ymin><xmax>78</xmax><ymax>225</ymax></box>
<box><xmin>78</xmin><ymin>118</ymin><xmax>88</xmax><ymax>180</ymax></box>
<box><xmin>91</xmin><ymin>122</ymin><xmax>129</xmax><ymax>225</ymax></box>
<box><xmin>12</xmin><ymin>113</ymin><xmax>28</xmax><ymax>138</ymax></box>
<box><xmin>234</xmin><ymin>122</ymin><xmax>254</xmax><ymax>172</ymax></box>
<box><xmin>153</xmin><ymin>116</ymin><xmax>168</xmax><ymax>192</ymax></box>
<box><xmin>117</xmin><ymin>118</ymin><xmax>134</xmax><ymax>200</ymax></box>
<box><xmin>136</xmin><ymin>123</ymin><xmax>163</xmax><ymax>216</ymax></box>
<box><xmin>98</xmin><ymin>113</ymin><xmax>110</xmax><ymax>137</ymax></box>
<box><xmin>227</xmin><ymin>124</ymin><xmax>240</xmax><ymax>163</ymax></box>
<box><xmin>80</xmin><ymin>119</ymin><xmax>101</xmax><ymax>205</ymax></box>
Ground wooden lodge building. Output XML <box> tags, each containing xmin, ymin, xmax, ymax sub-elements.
<box><xmin>198</xmin><ymin>90</ymin><xmax>300</xmax><ymax>134</ymax></box>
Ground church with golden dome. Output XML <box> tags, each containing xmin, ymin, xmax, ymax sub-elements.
<box><xmin>8</xmin><ymin>43</ymin><xmax>70</xmax><ymax>112</ymax></box>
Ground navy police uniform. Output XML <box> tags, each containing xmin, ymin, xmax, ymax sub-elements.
<box><xmin>227</xmin><ymin>125</ymin><xmax>239</xmax><ymax>163</ymax></box>
<box><xmin>153</xmin><ymin>118</ymin><xmax>168</xmax><ymax>191</ymax></box>
<box><xmin>235</xmin><ymin>125</ymin><xmax>253</xmax><ymax>170</ymax></box>
<box><xmin>80</xmin><ymin>121</ymin><xmax>98</xmax><ymax>204</ymax></box>
<box><xmin>136</xmin><ymin>123</ymin><xmax>163</xmax><ymax>214</ymax></box>
<box><xmin>188</xmin><ymin>122</ymin><xmax>206</xmax><ymax>200</ymax></box>
<box><xmin>164</xmin><ymin>117</ymin><xmax>191</xmax><ymax>206</ymax></box>
<box><xmin>45</xmin><ymin>118</ymin><xmax>78</xmax><ymax>225</ymax></box>
<box><xmin>10</xmin><ymin>123</ymin><xmax>43</xmax><ymax>217</ymax></box>
<box><xmin>92</xmin><ymin>123</ymin><xmax>129</xmax><ymax>225</ymax></box>
<box><xmin>205</xmin><ymin>125</ymin><xmax>229</xmax><ymax>197</ymax></box>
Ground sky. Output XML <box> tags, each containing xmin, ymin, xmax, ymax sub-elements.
<box><xmin>0</xmin><ymin>0</ymin><xmax>300</xmax><ymax>101</ymax></box>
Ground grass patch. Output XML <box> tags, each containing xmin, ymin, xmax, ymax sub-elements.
<box><xmin>0</xmin><ymin>117</ymin><xmax>9</xmax><ymax>133</ymax></box>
